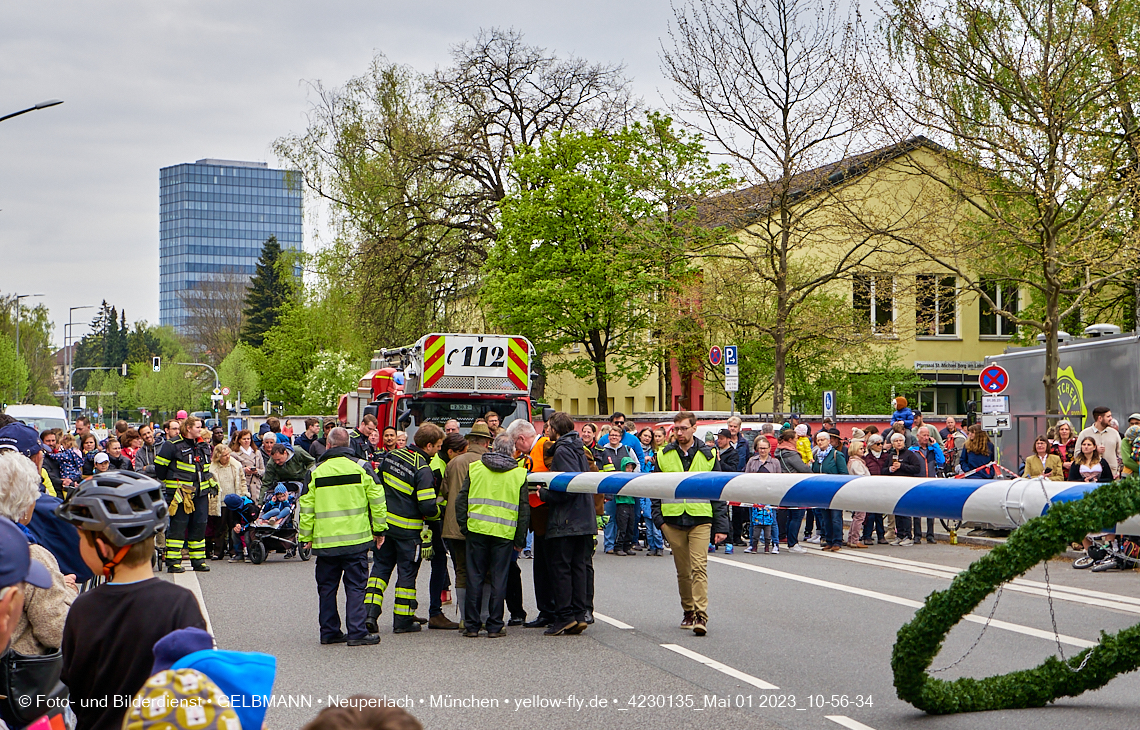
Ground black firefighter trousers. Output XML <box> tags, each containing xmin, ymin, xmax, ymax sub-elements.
<box><xmin>366</xmin><ymin>537</ymin><xmax>422</xmax><ymax>630</ymax></box>
<box><xmin>315</xmin><ymin>549</ymin><xmax>369</xmax><ymax>641</ymax></box>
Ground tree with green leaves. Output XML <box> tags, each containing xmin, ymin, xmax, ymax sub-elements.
<box><xmin>218</xmin><ymin>344</ymin><xmax>260</xmax><ymax>405</ymax></box>
<box><xmin>0</xmin><ymin>334</ymin><xmax>29</xmax><ymax>406</ymax></box>
<box><xmin>483</xmin><ymin>114</ymin><xmax>731</xmax><ymax>413</ymax></box>
<box><xmin>302</xmin><ymin>351</ymin><xmax>366</xmax><ymax>414</ymax></box>
<box><xmin>0</xmin><ymin>294</ymin><xmax>54</xmax><ymax>404</ymax></box>
<box><xmin>881</xmin><ymin>0</ymin><xmax>1140</xmax><ymax>419</ymax></box>
<box><xmin>663</xmin><ymin>0</ymin><xmax>894</xmax><ymax>414</ymax></box>
<box><xmin>240</xmin><ymin>237</ymin><xmax>293</xmax><ymax>349</ymax></box>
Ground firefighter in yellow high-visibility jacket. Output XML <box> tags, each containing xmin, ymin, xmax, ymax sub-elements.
<box><xmin>299</xmin><ymin>427</ymin><xmax>387</xmax><ymax>646</ymax></box>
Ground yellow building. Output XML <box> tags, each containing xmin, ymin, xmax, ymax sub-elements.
<box><xmin>543</xmin><ymin>139</ymin><xmax>1017</xmax><ymax>417</ymax></box>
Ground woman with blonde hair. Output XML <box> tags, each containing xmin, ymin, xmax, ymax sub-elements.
<box><xmin>229</xmin><ymin>429</ymin><xmax>264</xmax><ymax>502</ymax></box>
<box><xmin>208</xmin><ymin>443</ymin><xmax>247</xmax><ymax>560</ymax></box>
<box><xmin>0</xmin><ymin>451</ymin><xmax>76</xmax><ymax>655</ymax></box>
<box><xmin>845</xmin><ymin>440</ymin><xmax>871</xmax><ymax>548</ymax></box>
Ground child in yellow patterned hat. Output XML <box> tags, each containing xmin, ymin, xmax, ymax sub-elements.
<box><xmin>122</xmin><ymin>669</ymin><xmax>241</xmax><ymax>730</ymax></box>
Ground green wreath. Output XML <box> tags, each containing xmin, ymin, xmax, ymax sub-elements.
<box><xmin>893</xmin><ymin>476</ymin><xmax>1140</xmax><ymax>714</ymax></box>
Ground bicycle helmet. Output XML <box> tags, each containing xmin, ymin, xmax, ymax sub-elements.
<box><xmin>56</xmin><ymin>470</ymin><xmax>168</xmax><ymax>547</ymax></box>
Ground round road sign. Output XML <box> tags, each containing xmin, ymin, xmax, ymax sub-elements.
<box><xmin>222</xmin><ymin>387</ymin><xmax>230</xmax><ymax>395</ymax></box>
<box><xmin>979</xmin><ymin>364</ymin><xmax>1009</xmax><ymax>394</ymax></box>
<box><xmin>709</xmin><ymin>346</ymin><xmax>722</xmax><ymax>367</ymax></box>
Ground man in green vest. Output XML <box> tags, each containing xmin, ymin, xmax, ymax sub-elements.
<box><xmin>299</xmin><ymin>427</ymin><xmax>388</xmax><ymax>646</ymax></box>
<box><xmin>455</xmin><ymin>434</ymin><xmax>530</xmax><ymax>638</ymax></box>
<box><xmin>651</xmin><ymin>410</ymin><xmax>730</xmax><ymax>637</ymax></box>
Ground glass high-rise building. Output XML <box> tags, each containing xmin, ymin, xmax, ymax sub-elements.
<box><xmin>159</xmin><ymin>159</ymin><xmax>303</xmax><ymax>331</ymax></box>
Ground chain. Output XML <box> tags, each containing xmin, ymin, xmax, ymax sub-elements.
<box><xmin>1034</xmin><ymin>476</ymin><xmax>1094</xmax><ymax>673</ymax></box>
<box><xmin>930</xmin><ymin>476</ymin><xmax>1096</xmax><ymax>674</ymax></box>
<box><xmin>929</xmin><ymin>583</ymin><xmax>1004</xmax><ymax>673</ymax></box>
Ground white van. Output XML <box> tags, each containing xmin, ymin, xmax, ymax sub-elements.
<box><xmin>3</xmin><ymin>404</ymin><xmax>69</xmax><ymax>433</ymax></box>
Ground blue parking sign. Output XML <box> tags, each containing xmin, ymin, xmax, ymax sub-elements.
<box><xmin>724</xmin><ymin>345</ymin><xmax>737</xmax><ymax>366</ymax></box>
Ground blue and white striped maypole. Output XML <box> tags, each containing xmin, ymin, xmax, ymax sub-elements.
<box><xmin>527</xmin><ymin>471</ymin><xmax>1140</xmax><ymax>533</ymax></box>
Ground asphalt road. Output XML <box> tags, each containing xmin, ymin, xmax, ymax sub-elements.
<box><xmin>193</xmin><ymin>538</ymin><xmax>1140</xmax><ymax>730</ymax></box>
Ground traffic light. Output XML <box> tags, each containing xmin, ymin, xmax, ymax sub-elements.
<box><xmin>966</xmin><ymin>399</ymin><xmax>977</xmax><ymax>427</ymax></box>
<box><xmin>152</xmin><ymin>357</ymin><xmax>161</xmax><ymax>372</ymax></box>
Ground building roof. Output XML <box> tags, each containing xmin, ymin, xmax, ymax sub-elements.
<box><xmin>701</xmin><ymin>136</ymin><xmax>942</xmax><ymax>228</ymax></box>
<box><xmin>194</xmin><ymin>159</ymin><xmax>269</xmax><ymax>168</ymax></box>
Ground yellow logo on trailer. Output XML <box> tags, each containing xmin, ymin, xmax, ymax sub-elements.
<box><xmin>1056</xmin><ymin>365</ymin><xmax>1087</xmax><ymax>429</ymax></box>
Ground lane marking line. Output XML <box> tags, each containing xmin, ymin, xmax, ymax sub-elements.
<box><xmin>826</xmin><ymin>715</ymin><xmax>877</xmax><ymax>730</ymax></box>
<box><xmin>708</xmin><ymin>555</ymin><xmax>1095</xmax><ymax>648</ymax></box>
<box><xmin>171</xmin><ymin>568</ymin><xmax>214</xmax><ymax>637</ymax></box>
<box><xmin>661</xmin><ymin>643</ymin><xmax>780</xmax><ymax>689</ymax></box>
<box><xmin>803</xmin><ymin>547</ymin><xmax>1140</xmax><ymax>615</ymax></box>
<box><xmin>593</xmin><ymin>612</ymin><xmax>635</xmax><ymax>629</ymax></box>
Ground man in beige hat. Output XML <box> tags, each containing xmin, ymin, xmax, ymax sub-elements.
<box><xmin>439</xmin><ymin>422</ymin><xmax>495</xmax><ymax>627</ymax></box>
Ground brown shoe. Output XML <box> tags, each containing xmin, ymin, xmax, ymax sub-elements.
<box><xmin>692</xmin><ymin>613</ymin><xmax>707</xmax><ymax>636</ymax></box>
<box><xmin>847</xmin><ymin>541</ymin><xmax>869</xmax><ymax>549</ymax></box>
<box><xmin>680</xmin><ymin>610</ymin><xmax>695</xmax><ymax>629</ymax></box>
<box><xmin>428</xmin><ymin>614</ymin><xmax>459</xmax><ymax>630</ymax></box>
<box><xmin>413</xmin><ymin>616</ymin><xmax>429</xmax><ymax>625</ymax></box>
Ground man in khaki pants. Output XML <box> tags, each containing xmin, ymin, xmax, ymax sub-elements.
<box><xmin>651</xmin><ymin>411</ymin><xmax>730</xmax><ymax>636</ymax></box>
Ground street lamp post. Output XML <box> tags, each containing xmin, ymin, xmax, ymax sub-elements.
<box><xmin>66</xmin><ymin>305</ymin><xmax>95</xmax><ymax>417</ymax></box>
<box><xmin>0</xmin><ymin>100</ymin><xmax>63</xmax><ymax>124</ymax></box>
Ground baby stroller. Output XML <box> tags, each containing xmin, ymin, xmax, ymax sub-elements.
<box><xmin>248</xmin><ymin>482</ymin><xmax>311</xmax><ymax>564</ymax></box>
<box><xmin>1073</xmin><ymin>533</ymin><xmax>1140</xmax><ymax>572</ymax></box>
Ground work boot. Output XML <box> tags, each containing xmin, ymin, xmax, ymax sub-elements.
<box><xmin>680</xmin><ymin>610</ymin><xmax>695</xmax><ymax>629</ymax></box>
<box><xmin>393</xmin><ymin>622</ymin><xmax>423</xmax><ymax>634</ymax></box>
<box><xmin>347</xmin><ymin>634</ymin><xmax>380</xmax><ymax>646</ymax></box>
<box><xmin>166</xmin><ymin>562</ymin><xmax>185</xmax><ymax>574</ymax></box>
<box><xmin>191</xmin><ymin>561</ymin><xmax>211</xmax><ymax>572</ymax></box>
<box><xmin>428</xmin><ymin>614</ymin><xmax>460</xmax><ymax>630</ymax></box>
<box><xmin>692</xmin><ymin>612</ymin><xmax>708</xmax><ymax>636</ymax></box>
<box><xmin>365</xmin><ymin>609</ymin><xmax>381</xmax><ymax>635</ymax></box>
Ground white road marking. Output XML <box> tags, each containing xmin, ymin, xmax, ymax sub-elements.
<box><xmin>708</xmin><ymin>555</ymin><xmax>1095</xmax><ymax>648</ymax></box>
<box><xmin>826</xmin><ymin>715</ymin><xmax>877</xmax><ymax>730</ymax></box>
<box><xmin>593</xmin><ymin>612</ymin><xmax>635</xmax><ymax>629</ymax></box>
<box><xmin>171</xmin><ymin>568</ymin><xmax>214</xmax><ymax>637</ymax></box>
<box><xmin>661</xmin><ymin>643</ymin><xmax>780</xmax><ymax>689</ymax></box>
<box><xmin>804</xmin><ymin>547</ymin><xmax>1140</xmax><ymax>615</ymax></box>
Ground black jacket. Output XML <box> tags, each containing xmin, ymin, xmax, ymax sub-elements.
<box><xmin>885</xmin><ymin>447</ymin><xmax>924</xmax><ymax>477</ymax></box>
<box><xmin>1068</xmin><ymin>458</ymin><xmax>1114</xmax><ymax>483</ymax></box>
<box><xmin>42</xmin><ymin>453</ymin><xmax>63</xmax><ymax>493</ymax></box>
<box><xmin>718</xmin><ymin>445</ymin><xmax>740</xmax><ymax>472</ymax></box>
<box><xmin>538</xmin><ymin>432</ymin><xmax>597</xmax><ymax>538</ymax></box>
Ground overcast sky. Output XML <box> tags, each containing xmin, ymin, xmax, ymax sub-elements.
<box><xmin>0</xmin><ymin>1</ymin><xmax>677</xmax><ymax>346</ymax></box>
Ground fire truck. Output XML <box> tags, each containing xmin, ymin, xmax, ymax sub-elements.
<box><xmin>338</xmin><ymin>333</ymin><xmax>540</xmax><ymax>437</ymax></box>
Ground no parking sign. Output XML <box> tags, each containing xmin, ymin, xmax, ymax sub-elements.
<box><xmin>979</xmin><ymin>364</ymin><xmax>1009</xmax><ymax>394</ymax></box>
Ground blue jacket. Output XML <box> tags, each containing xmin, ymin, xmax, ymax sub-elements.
<box><xmin>908</xmin><ymin>442</ymin><xmax>945</xmax><ymax>477</ymax></box>
<box><xmin>891</xmin><ymin>407</ymin><xmax>915</xmax><ymax>429</ymax></box>
<box><xmin>732</xmin><ymin>436</ymin><xmax>749</xmax><ymax>473</ymax></box>
<box><xmin>961</xmin><ymin>444</ymin><xmax>995</xmax><ymax>479</ymax></box>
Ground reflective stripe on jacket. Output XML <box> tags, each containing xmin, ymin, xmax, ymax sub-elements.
<box><xmin>657</xmin><ymin>444</ymin><xmax>714</xmax><ymax>518</ymax></box>
<box><xmin>299</xmin><ymin>453</ymin><xmax>387</xmax><ymax>555</ymax></box>
<box><xmin>465</xmin><ymin>461</ymin><xmax>525</xmax><ymax>539</ymax></box>
<box><xmin>379</xmin><ymin>446</ymin><xmax>441</xmax><ymax>539</ymax></box>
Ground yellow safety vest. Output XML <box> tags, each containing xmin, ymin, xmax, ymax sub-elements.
<box><xmin>299</xmin><ymin>456</ymin><xmax>387</xmax><ymax>551</ymax></box>
<box><xmin>466</xmin><ymin>461</ymin><xmax>525</xmax><ymax>540</ymax></box>
<box><xmin>657</xmin><ymin>444</ymin><xmax>715</xmax><ymax>518</ymax></box>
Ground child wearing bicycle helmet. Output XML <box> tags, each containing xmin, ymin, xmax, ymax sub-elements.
<box><xmin>56</xmin><ymin>471</ymin><xmax>207</xmax><ymax>730</ymax></box>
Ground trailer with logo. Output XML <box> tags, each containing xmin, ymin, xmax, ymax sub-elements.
<box><xmin>983</xmin><ymin>329</ymin><xmax>1140</xmax><ymax>472</ymax></box>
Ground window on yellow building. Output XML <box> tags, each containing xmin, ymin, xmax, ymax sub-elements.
<box><xmin>917</xmin><ymin>275</ymin><xmax>957</xmax><ymax>336</ymax></box>
<box><xmin>979</xmin><ymin>280</ymin><xmax>1018</xmax><ymax>337</ymax></box>
<box><xmin>853</xmin><ymin>275</ymin><xmax>894</xmax><ymax>334</ymax></box>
